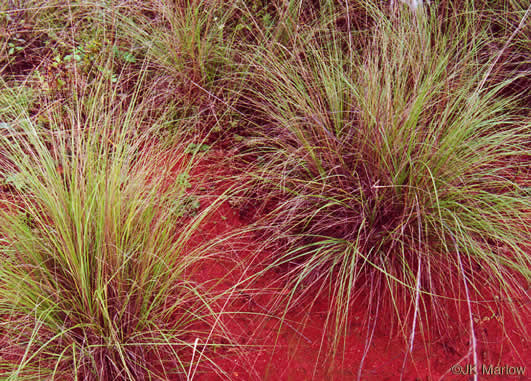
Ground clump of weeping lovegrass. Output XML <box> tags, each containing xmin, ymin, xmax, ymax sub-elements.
<box><xmin>0</xmin><ymin>77</ymin><xmax>236</xmax><ymax>379</ymax></box>
<box><xmin>109</xmin><ymin>0</ymin><xmax>241</xmax><ymax>122</ymax></box>
<box><xmin>237</xmin><ymin>2</ymin><xmax>530</xmax><ymax>363</ymax></box>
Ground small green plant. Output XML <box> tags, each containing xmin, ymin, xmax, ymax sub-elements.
<box><xmin>171</xmin><ymin>171</ymin><xmax>201</xmax><ymax>217</ymax></box>
<box><xmin>7</xmin><ymin>37</ymin><xmax>26</xmax><ymax>55</ymax></box>
<box><xmin>176</xmin><ymin>171</ymin><xmax>192</xmax><ymax>188</ymax></box>
<box><xmin>185</xmin><ymin>142</ymin><xmax>211</xmax><ymax>154</ymax></box>
<box><xmin>113</xmin><ymin>45</ymin><xmax>137</xmax><ymax>63</ymax></box>
<box><xmin>172</xmin><ymin>195</ymin><xmax>201</xmax><ymax>217</ymax></box>
<box><xmin>2</xmin><ymin>171</ymin><xmax>28</xmax><ymax>191</ymax></box>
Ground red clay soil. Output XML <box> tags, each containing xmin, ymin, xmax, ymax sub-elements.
<box><xmin>177</xmin><ymin>148</ymin><xmax>530</xmax><ymax>381</ymax></box>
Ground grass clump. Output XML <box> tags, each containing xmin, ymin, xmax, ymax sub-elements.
<box><xmin>238</xmin><ymin>2</ymin><xmax>530</xmax><ymax>360</ymax></box>
<box><xmin>0</xmin><ymin>77</ymin><xmax>234</xmax><ymax>379</ymax></box>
